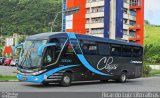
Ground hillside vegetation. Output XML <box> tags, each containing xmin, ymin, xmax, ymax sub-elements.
<box><xmin>0</xmin><ymin>0</ymin><xmax>62</xmax><ymax>36</ymax></box>
<box><xmin>144</xmin><ymin>24</ymin><xmax>160</xmax><ymax>63</ymax></box>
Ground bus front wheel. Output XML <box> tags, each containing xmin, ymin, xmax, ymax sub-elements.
<box><xmin>41</xmin><ymin>82</ymin><xmax>50</xmax><ymax>86</ymax></box>
<box><xmin>100</xmin><ymin>80</ymin><xmax>109</xmax><ymax>83</ymax></box>
<box><xmin>60</xmin><ymin>73</ymin><xmax>72</xmax><ymax>87</ymax></box>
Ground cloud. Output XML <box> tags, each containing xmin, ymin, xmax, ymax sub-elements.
<box><xmin>145</xmin><ymin>0</ymin><xmax>160</xmax><ymax>12</ymax></box>
<box><xmin>145</xmin><ymin>0</ymin><xmax>160</xmax><ymax>25</ymax></box>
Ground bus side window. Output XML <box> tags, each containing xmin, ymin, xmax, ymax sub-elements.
<box><xmin>133</xmin><ymin>47</ymin><xmax>143</xmax><ymax>57</ymax></box>
<box><xmin>70</xmin><ymin>39</ymin><xmax>81</xmax><ymax>54</ymax></box>
<box><xmin>50</xmin><ymin>38</ymin><xmax>59</xmax><ymax>45</ymax></box>
<box><xmin>81</xmin><ymin>40</ymin><xmax>97</xmax><ymax>55</ymax></box>
<box><xmin>122</xmin><ymin>46</ymin><xmax>132</xmax><ymax>57</ymax></box>
<box><xmin>44</xmin><ymin>47</ymin><xmax>53</xmax><ymax>65</ymax></box>
<box><xmin>111</xmin><ymin>45</ymin><xmax>122</xmax><ymax>56</ymax></box>
<box><xmin>88</xmin><ymin>45</ymin><xmax>97</xmax><ymax>55</ymax></box>
<box><xmin>98</xmin><ymin>43</ymin><xmax>110</xmax><ymax>56</ymax></box>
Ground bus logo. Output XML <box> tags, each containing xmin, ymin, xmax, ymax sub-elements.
<box><xmin>61</xmin><ymin>59</ymin><xmax>72</xmax><ymax>63</ymax></box>
<box><xmin>130</xmin><ymin>60</ymin><xmax>143</xmax><ymax>64</ymax></box>
<box><xmin>97</xmin><ymin>57</ymin><xmax>118</xmax><ymax>72</ymax></box>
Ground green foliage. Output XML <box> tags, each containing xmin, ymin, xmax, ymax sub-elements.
<box><xmin>0</xmin><ymin>75</ymin><xmax>17</xmax><ymax>80</ymax></box>
<box><xmin>18</xmin><ymin>36</ymin><xmax>26</xmax><ymax>43</ymax></box>
<box><xmin>143</xmin><ymin>65</ymin><xmax>152</xmax><ymax>76</ymax></box>
<box><xmin>149</xmin><ymin>70</ymin><xmax>160</xmax><ymax>76</ymax></box>
<box><xmin>0</xmin><ymin>46</ymin><xmax>3</xmax><ymax>57</ymax></box>
<box><xmin>144</xmin><ymin>20</ymin><xmax>150</xmax><ymax>25</ymax></box>
<box><xmin>0</xmin><ymin>0</ymin><xmax>62</xmax><ymax>36</ymax></box>
<box><xmin>144</xmin><ymin>24</ymin><xmax>160</xmax><ymax>63</ymax></box>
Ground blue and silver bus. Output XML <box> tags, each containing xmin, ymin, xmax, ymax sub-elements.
<box><xmin>15</xmin><ymin>32</ymin><xmax>143</xmax><ymax>87</ymax></box>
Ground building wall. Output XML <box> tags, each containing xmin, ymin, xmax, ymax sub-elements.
<box><xmin>65</xmin><ymin>0</ymin><xmax>86</xmax><ymax>34</ymax></box>
<box><xmin>64</xmin><ymin>0</ymin><xmax>144</xmax><ymax>45</ymax></box>
<box><xmin>128</xmin><ymin>0</ymin><xmax>144</xmax><ymax>45</ymax></box>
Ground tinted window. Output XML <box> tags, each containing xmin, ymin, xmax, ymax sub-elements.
<box><xmin>98</xmin><ymin>43</ymin><xmax>110</xmax><ymax>55</ymax></box>
<box><xmin>122</xmin><ymin>46</ymin><xmax>132</xmax><ymax>57</ymax></box>
<box><xmin>111</xmin><ymin>45</ymin><xmax>122</xmax><ymax>56</ymax></box>
<box><xmin>70</xmin><ymin>39</ymin><xmax>81</xmax><ymax>54</ymax></box>
<box><xmin>50</xmin><ymin>38</ymin><xmax>66</xmax><ymax>50</ymax></box>
<box><xmin>44</xmin><ymin>47</ymin><xmax>55</xmax><ymax>65</ymax></box>
<box><xmin>133</xmin><ymin>47</ymin><xmax>143</xmax><ymax>57</ymax></box>
<box><xmin>81</xmin><ymin>40</ymin><xmax>97</xmax><ymax>55</ymax></box>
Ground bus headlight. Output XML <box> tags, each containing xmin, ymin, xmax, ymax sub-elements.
<box><xmin>44</xmin><ymin>75</ymin><xmax>48</xmax><ymax>80</ymax></box>
<box><xmin>35</xmin><ymin>78</ymin><xmax>38</xmax><ymax>81</ymax></box>
<box><xmin>32</xmin><ymin>69</ymin><xmax>47</xmax><ymax>75</ymax></box>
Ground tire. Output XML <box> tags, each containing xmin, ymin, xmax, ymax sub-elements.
<box><xmin>15</xmin><ymin>64</ymin><xmax>18</xmax><ymax>67</ymax></box>
<box><xmin>60</xmin><ymin>73</ymin><xmax>72</xmax><ymax>87</ymax></box>
<box><xmin>117</xmin><ymin>72</ymin><xmax>127</xmax><ymax>83</ymax></box>
<box><xmin>100</xmin><ymin>80</ymin><xmax>109</xmax><ymax>83</ymax></box>
<box><xmin>41</xmin><ymin>82</ymin><xmax>50</xmax><ymax>86</ymax></box>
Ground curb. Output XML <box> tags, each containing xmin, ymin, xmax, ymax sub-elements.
<box><xmin>0</xmin><ymin>80</ymin><xmax>19</xmax><ymax>82</ymax></box>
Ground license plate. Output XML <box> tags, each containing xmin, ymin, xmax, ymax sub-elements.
<box><xmin>22</xmin><ymin>77</ymin><xmax>27</xmax><ymax>81</ymax></box>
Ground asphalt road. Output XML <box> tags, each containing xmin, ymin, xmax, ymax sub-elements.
<box><xmin>0</xmin><ymin>76</ymin><xmax>160</xmax><ymax>92</ymax></box>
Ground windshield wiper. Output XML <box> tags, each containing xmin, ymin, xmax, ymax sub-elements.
<box><xmin>21</xmin><ymin>65</ymin><xmax>39</xmax><ymax>69</ymax></box>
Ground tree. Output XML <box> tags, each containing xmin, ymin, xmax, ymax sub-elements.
<box><xmin>144</xmin><ymin>20</ymin><xmax>150</xmax><ymax>25</ymax></box>
<box><xmin>0</xmin><ymin>0</ymin><xmax>62</xmax><ymax>36</ymax></box>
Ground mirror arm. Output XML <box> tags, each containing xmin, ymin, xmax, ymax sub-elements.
<box><xmin>13</xmin><ymin>43</ymin><xmax>23</xmax><ymax>54</ymax></box>
<box><xmin>38</xmin><ymin>43</ymin><xmax>56</xmax><ymax>56</ymax></box>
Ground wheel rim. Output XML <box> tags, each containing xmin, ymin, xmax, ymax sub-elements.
<box><xmin>63</xmin><ymin>76</ymin><xmax>70</xmax><ymax>84</ymax></box>
<box><xmin>121</xmin><ymin>74</ymin><xmax>126</xmax><ymax>82</ymax></box>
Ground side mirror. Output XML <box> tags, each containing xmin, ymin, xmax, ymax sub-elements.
<box><xmin>38</xmin><ymin>43</ymin><xmax>56</xmax><ymax>57</ymax></box>
<box><xmin>13</xmin><ymin>44</ymin><xmax>23</xmax><ymax>55</ymax></box>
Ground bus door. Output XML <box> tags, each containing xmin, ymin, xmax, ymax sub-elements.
<box><xmin>69</xmin><ymin>38</ymin><xmax>90</xmax><ymax>81</ymax></box>
<box><xmin>78</xmin><ymin>40</ymin><xmax>100</xmax><ymax>80</ymax></box>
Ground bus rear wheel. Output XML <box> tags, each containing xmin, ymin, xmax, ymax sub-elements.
<box><xmin>60</xmin><ymin>73</ymin><xmax>72</xmax><ymax>87</ymax></box>
<box><xmin>117</xmin><ymin>72</ymin><xmax>127</xmax><ymax>83</ymax></box>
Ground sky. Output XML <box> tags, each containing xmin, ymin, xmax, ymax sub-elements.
<box><xmin>145</xmin><ymin>0</ymin><xmax>160</xmax><ymax>25</ymax></box>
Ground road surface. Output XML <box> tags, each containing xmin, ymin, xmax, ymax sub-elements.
<box><xmin>0</xmin><ymin>76</ymin><xmax>160</xmax><ymax>92</ymax></box>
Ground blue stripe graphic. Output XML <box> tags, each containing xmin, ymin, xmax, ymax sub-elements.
<box><xmin>17</xmin><ymin>65</ymin><xmax>79</xmax><ymax>83</ymax></box>
<box><xmin>67</xmin><ymin>33</ymin><xmax>77</xmax><ymax>39</ymax></box>
<box><xmin>67</xmin><ymin>33</ymin><xmax>110</xmax><ymax>76</ymax></box>
<box><xmin>77</xmin><ymin>54</ymin><xmax>109</xmax><ymax>76</ymax></box>
<box><xmin>13</xmin><ymin>43</ymin><xmax>23</xmax><ymax>54</ymax></box>
<box><xmin>38</xmin><ymin>43</ymin><xmax>56</xmax><ymax>56</ymax></box>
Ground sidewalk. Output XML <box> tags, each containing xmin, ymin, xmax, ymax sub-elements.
<box><xmin>0</xmin><ymin>66</ymin><xmax>17</xmax><ymax>76</ymax></box>
<box><xmin>149</xmin><ymin>65</ymin><xmax>160</xmax><ymax>70</ymax></box>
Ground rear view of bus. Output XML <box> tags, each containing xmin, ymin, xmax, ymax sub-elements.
<box><xmin>15</xmin><ymin>32</ymin><xmax>143</xmax><ymax>87</ymax></box>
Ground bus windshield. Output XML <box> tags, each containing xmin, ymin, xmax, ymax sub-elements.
<box><xmin>19</xmin><ymin>40</ymin><xmax>47</xmax><ymax>69</ymax></box>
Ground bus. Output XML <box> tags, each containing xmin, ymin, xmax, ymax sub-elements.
<box><xmin>15</xmin><ymin>32</ymin><xmax>143</xmax><ymax>87</ymax></box>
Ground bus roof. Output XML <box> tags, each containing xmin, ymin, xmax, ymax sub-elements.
<box><xmin>26</xmin><ymin>32</ymin><xmax>143</xmax><ymax>47</ymax></box>
<box><xmin>76</xmin><ymin>34</ymin><xmax>143</xmax><ymax>47</ymax></box>
<box><xmin>26</xmin><ymin>32</ymin><xmax>64</xmax><ymax>40</ymax></box>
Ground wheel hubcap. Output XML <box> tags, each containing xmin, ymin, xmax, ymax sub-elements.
<box><xmin>121</xmin><ymin>74</ymin><xmax>126</xmax><ymax>81</ymax></box>
<box><xmin>64</xmin><ymin>76</ymin><xmax>70</xmax><ymax>84</ymax></box>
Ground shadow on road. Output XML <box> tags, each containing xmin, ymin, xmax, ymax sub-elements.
<box><xmin>23</xmin><ymin>80</ymin><xmax>141</xmax><ymax>88</ymax></box>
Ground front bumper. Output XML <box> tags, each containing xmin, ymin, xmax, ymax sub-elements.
<box><xmin>17</xmin><ymin>74</ymin><xmax>45</xmax><ymax>83</ymax></box>
<box><xmin>17</xmin><ymin>73</ymin><xmax>62</xmax><ymax>83</ymax></box>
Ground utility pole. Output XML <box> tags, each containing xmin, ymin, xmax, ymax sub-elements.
<box><xmin>51</xmin><ymin>13</ymin><xmax>59</xmax><ymax>32</ymax></box>
<box><xmin>62</xmin><ymin>0</ymin><xmax>66</xmax><ymax>32</ymax></box>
